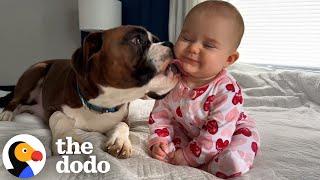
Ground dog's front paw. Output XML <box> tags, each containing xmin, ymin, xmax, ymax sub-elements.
<box><xmin>104</xmin><ymin>133</ymin><xmax>132</xmax><ymax>159</ymax></box>
<box><xmin>0</xmin><ymin>111</ymin><xmax>13</xmax><ymax>121</ymax></box>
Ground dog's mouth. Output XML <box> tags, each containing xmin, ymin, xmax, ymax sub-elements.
<box><xmin>165</xmin><ymin>63</ymin><xmax>179</xmax><ymax>75</ymax></box>
<box><xmin>165</xmin><ymin>59</ymin><xmax>191</xmax><ymax>77</ymax></box>
<box><xmin>146</xmin><ymin>60</ymin><xmax>181</xmax><ymax>100</ymax></box>
<box><xmin>164</xmin><ymin>60</ymin><xmax>181</xmax><ymax>76</ymax></box>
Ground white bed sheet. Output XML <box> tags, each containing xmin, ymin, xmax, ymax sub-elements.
<box><xmin>1</xmin><ymin>63</ymin><xmax>320</xmax><ymax>180</ymax></box>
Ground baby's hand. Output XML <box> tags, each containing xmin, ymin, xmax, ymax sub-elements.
<box><xmin>169</xmin><ymin>149</ymin><xmax>189</xmax><ymax>166</ymax></box>
<box><xmin>150</xmin><ymin>142</ymin><xmax>170</xmax><ymax>162</ymax></box>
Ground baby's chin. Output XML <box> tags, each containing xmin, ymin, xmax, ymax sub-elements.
<box><xmin>180</xmin><ymin>65</ymin><xmax>203</xmax><ymax>78</ymax></box>
<box><xmin>183</xmin><ymin>69</ymin><xmax>219</xmax><ymax>81</ymax></box>
<box><xmin>172</xmin><ymin>59</ymin><xmax>214</xmax><ymax>80</ymax></box>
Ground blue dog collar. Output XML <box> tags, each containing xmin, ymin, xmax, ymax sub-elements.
<box><xmin>76</xmin><ymin>83</ymin><xmax>121</xmax><ymax>113</ymax></box>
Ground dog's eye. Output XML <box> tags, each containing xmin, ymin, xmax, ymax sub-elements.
<box><xmin>131</xmin><ymin>36</ymin><xmax>142</xmax><ymax>45</ymax></box>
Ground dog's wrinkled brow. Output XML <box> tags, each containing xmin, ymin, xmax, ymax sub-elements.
<box><xmin>152</xmin><ymin>35</ymin><xmax>160</xmax><ymax>43</ymax></box>
<box><xmin>123</xmin><ymin>28</ymin><xmax>148</xmax><ymax>41</ymax></box>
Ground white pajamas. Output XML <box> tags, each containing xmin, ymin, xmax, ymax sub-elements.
<box><xmin>148</xmin><ymin>69</ymin><xmax>260</xmax><ymax>178</ymax></box>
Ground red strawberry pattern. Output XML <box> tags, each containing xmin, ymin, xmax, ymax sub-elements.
<box><xmin>251</xmin><ymin>142</ymin><xmax>258</xmax><ymax>156</ymax></box>
<box><xmin>226</xmin><ymin>82</ymin><xmax>244</xmax><ymax>105</ymax></box>
<box><xmin>226</xmin><ymin>84</ymin><xmax>235</xmax><ymax>92</ymax></box>
<box><xmin>176</xmin><ymin>107</ymin><xmax>182</xmax><ymax>117</ymax></box>
<box><xmin>237</xmin><ymin>112</ymin><xmax>247</xmax><ymax>121</ymax></box>
<box><xmin>148</xmin><ymin>114</ymin><xmax>155</xmax><ymax>124</ymax></box>
<box><xmin>192</xmin><ymin>85</ymin><xmax>209</xmax><ymax>100</ymax></box>
<box><xmin>232</xmin><ymin>90</ymin><xmax>243</xmax><ymax>105</ymax></box>
<box><xmin>155</xmin><ymin>128</ymin><xmax>169</xmax><ymax>137</ymax></box>
<box><xmin>147</xmin><ymin>73</ymin><xmax>259</xmax><ymax>175</ymax></box>
<box><xmin>172</xmin><ymin>137</ymin><xmax>181</xmax><ymax>146</ymax></box>
<box><xmin>216</xmin><ymin>139</ymin><xmax>229</xmax><ymax>151</ymax></box>
<box><xmin>234</xmin><ymin>128</ymin><xmax>252</xmax><ymax>137</ymax></box>
<box><xmin>203</xmin><ymin>120</ymin><xmax>218</xmax><ymax>135</ymax></box>
<box><xmin>203</xmin><ymin>95</ymin><xmax>215</xmax><ymax>111</ymax></box>
<box><xmin>190</xmin><ymin>142</ymin><xmax>202</xmax><ymax>157</ymax></box>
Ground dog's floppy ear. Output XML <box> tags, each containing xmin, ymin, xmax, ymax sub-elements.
<box><xmin>71</xmin><ymin>32</ymin><xmax>103</xmax><ymax>78</ymax></box>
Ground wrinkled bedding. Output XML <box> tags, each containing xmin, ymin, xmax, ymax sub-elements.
<box><xmin>1</xmin><ymin>63</ymin><xmax>320</xmax><ymax>180</ymax></box>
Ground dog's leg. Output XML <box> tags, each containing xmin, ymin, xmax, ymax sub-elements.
<box><xmin>0</xmin><ymin>62</ymin><xmax>49</xmax><ymax>121</ymax></box>
<box><xmin>0</xmin><ymin>98</ymin><xmax>20</xmax><ymax>121</ymax></box>
<box><xmin>0</xmin><ymin>110</ymin><xmax>14</xmax><ymax>121</ymax></box>
<box><xmin>104</xmin><ymin>122</ymin><xmax>132</xmax><ymax>159</ymax></box>
<box><xmin>49</xmin><ymin>111</ymin><xmax>82</xmax><ymax>155</ymax></box>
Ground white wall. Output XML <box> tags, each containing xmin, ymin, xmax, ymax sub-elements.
<box><xmin>0</xmin><ymin>0</ymin><xmax>81</xmax><ymax>85</ymax></box>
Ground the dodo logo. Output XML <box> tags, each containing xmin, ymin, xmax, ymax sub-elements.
<box><xmin>2</xmin><ymin>134</ymin><xmax>46</xmax><ymax>178</ymax></box>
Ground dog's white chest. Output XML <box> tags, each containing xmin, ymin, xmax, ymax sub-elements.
<box><xmin>62</xmin><ymin>104</ymin><xmax>128</xmax><ymax>133</ymax></box>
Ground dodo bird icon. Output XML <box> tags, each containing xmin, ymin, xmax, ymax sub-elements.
<box><xmin>7</xmin><ymin>141</ymin><xmax>43</xmax><ymax>178</ymax></box>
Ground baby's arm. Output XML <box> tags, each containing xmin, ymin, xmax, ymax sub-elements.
<box><xmin>179</xmin><ymin>79</ymin><xmax>243</xmax><ymax>167</ymax></box>
<box><xmin>148</xmin><ymin>99</ymin><xmax>175</xmax><ymax>161</ymax></box>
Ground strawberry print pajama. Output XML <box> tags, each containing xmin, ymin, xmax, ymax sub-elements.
<box><xmin>148</xmin><ymin>70</ymin><xmax>260</xmax><ymax>179</ymax></box>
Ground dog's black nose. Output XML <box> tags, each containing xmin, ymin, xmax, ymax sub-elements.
<box><xmin>161</xmin><ymin>41</ymin><xmax>174</xmax><ymax>49</ymax></box>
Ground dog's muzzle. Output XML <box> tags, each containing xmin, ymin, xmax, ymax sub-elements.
<box><xmin>165</xmin><ymin>63</ymin><xmax>180</xmax><ymax>75</ymax></box>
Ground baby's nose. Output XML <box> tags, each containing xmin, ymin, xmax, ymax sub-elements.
<box><xmin>188</xmin><ymin>42</ymin><xmax>201</xmax><ymax>54</ymax></box>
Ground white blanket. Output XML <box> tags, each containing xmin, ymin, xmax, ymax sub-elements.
<box><xmin>1</xmin><ymin>63</ymin><xmax>320</xmax><ymax>180</ymax></box>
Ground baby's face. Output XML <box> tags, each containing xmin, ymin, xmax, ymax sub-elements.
<box><xmin>174</xmin><ymin>12</ymin><xmax>238</xmax><ymax>82</ymax></box>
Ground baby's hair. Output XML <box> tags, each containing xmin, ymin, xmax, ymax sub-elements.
<box><xmin>186</xmin><ymin>0</ymin><xmax>245</xmax><ymax>49</ymax></box>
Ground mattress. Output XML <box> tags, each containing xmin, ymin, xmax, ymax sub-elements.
<box><xmin>1</xmin><ymin>63</ymin><xmax>320</xmax><ymax>180</ymax></box>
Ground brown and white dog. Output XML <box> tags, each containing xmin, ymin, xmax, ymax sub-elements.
<box><xmin>0</xmin><ymin>25</ymin><xmax>180</xmax><ymax>158</ymax></box>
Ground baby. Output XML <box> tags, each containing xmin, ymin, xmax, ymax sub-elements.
<box><xmin>148</xmin><ymin>0</ymin><xmax>260</xmax><ymax>179</ymax></box>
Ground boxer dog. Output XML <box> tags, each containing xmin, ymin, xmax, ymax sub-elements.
<box><xmin>0</xmin><ymin>25</ymin><xmax>180</xmax><ymax>158</ymax></box>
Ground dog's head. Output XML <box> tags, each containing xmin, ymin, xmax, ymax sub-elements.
<box><xmin>71</xmin><ymin>25</ymin><xmax>180</xmax><ymax>100</ymax></box>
